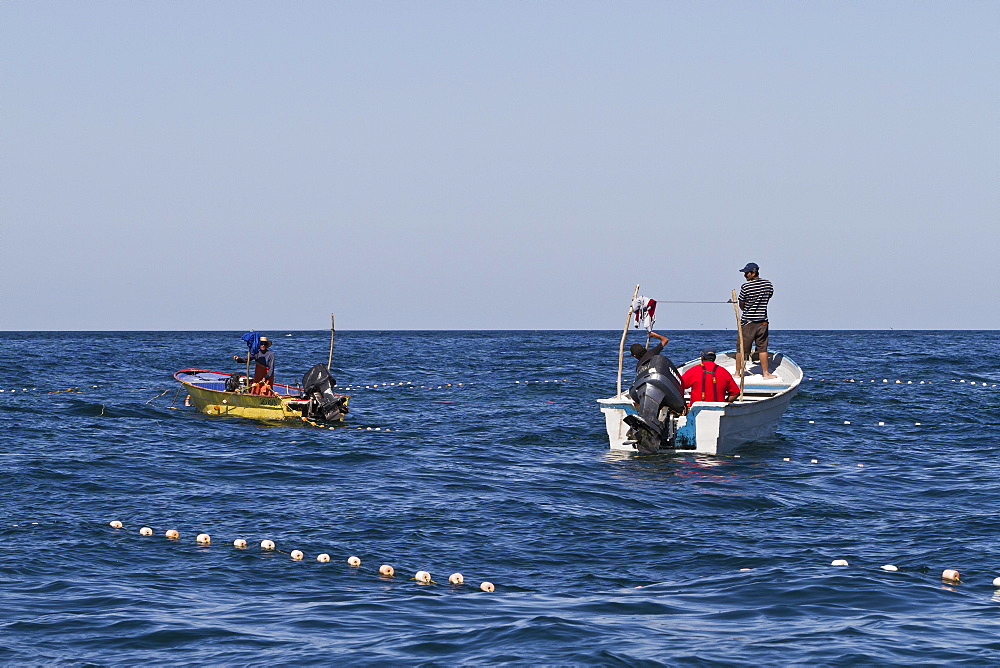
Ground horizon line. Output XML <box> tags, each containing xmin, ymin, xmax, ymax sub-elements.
<box><xmin>2</xmin><ymin>328</ymin><xmax>998</xmax><ymax>333</ymax></box>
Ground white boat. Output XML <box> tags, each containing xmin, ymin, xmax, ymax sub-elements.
<box><xmin>598</xmin><ymin>350</ymin><xmax>802</xmax><ymax>455</ymax></box>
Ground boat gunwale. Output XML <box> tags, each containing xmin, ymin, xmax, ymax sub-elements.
<box><xmin>677</xmin><ymin>349</ymin><xmax>802</xmax><ymax>403</ymax></box>
<box><xmin>174</xmin><ymin>368</ymin><xmax>303</xmax><ymax>399</ymax></box>
<box><xmin>599</xmin><ymin>350</ymin><xmax>802</xmax><ymax>408</ymax></box>
<box><xmin>174</xmin><ymin>368</ymin><xmax>351</xmax><ymax>402</ymax></box>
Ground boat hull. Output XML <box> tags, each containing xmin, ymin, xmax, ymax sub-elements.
<box><xmin>175</xmin><ymin>369</ymin><xmax>348</xmax><ymax>423</ymax></box>
<box><xmin>185</xmin><ymin>383</ymin><xmax>304</xmax><ymax>421</ymax></box>
<box><xmin>599</xmin><ymin>351</ymin><xmax>801</xmax><ymax>455</ymax></box>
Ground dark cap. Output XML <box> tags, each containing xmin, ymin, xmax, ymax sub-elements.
<box><xmin>739</xmin><ymin>262</ymin><xmax>759</xmax><ymax>273</ymax></box>
<box><xmin>701</xmin><ymin>346</ymin><xmax>717</xmax><ymax>359</ymax></box>
<box><xmin>630</xmin><ymin>343</ymin><xmax>647</xmax><ymax>359</ymax></box>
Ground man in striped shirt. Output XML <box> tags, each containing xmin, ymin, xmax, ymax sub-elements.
<box><xmin>737</xmin><ymin>262</ymin><xmax>776</xmax><ymax>379</ymax></box>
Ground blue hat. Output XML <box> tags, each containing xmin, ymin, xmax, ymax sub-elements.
<box><xmin>740</xmin><ymin>262</ymin><xmax>759</xmax><ymax>273</ymax></box>
<box><xmin>701</xmin><ymin>347</ymin><xmax>717</xmax><ymax>359</ymax></box>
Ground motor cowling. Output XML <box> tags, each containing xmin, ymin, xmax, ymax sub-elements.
<box><xmin>625</xmin><ymin>354</ymin><xmax>685</xmax><ymax>453</ymax></box>
<box><xmin>301</xmin><ymin>363</ymin><xmax>349</xmax><ymax>422</ymax></box>
<box><xmin>226</xmin><ymin>374</ymin><xmax>247</xmax><ymax>392</ymax></box>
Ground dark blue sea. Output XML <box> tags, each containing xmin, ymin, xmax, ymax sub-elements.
<box><xmin>2</xmin><ymin>330</ymin><xmax>999</xmax><ymax>665</ymax></box>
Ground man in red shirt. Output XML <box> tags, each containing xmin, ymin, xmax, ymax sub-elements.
<box><xmin>681</xmin><ymin>347</ymin><xmax>741</xmax><ymax>406</ymax></box>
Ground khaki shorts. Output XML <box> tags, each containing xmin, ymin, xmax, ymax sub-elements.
<box><xmin>739</xmin><ymin>321</ymin><xmax>769</xmax><ymax>353</ymax></box>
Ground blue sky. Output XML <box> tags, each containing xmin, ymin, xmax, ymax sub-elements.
<box><xmin>3</xmin><ymin>1</ymin><xmax>997</xmax><ymax>331</ymax></box>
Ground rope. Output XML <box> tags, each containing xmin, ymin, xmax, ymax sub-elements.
<box><xmin>147</xmin><ymin>389</ymin><xmax>171</xmax><ymax>405</ymax></box>
<box><xmin>166</xmin><ymin>386</ymin><xmax>183</xmax><ymax>408</ymax></box>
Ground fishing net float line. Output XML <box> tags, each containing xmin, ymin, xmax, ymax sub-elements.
<box><xmin>111</xmin><ymin>521</ymin><xmax>999</xmax><ymax>591</ymax></box>
<box><xmin>110</xmin><ymin>521</ymin><xmax>496</xmax><ymax>592</ymax></box>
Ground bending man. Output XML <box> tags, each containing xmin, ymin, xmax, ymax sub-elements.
<box><xmin>629</xmin><ymin>332</ymin><xmax>670</xmax><ymax>369</ymax></box>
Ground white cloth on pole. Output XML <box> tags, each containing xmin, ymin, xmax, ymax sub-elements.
<box><xmin>632</xmin><ymin>296</ymin><xmax>657</xmax><ymax>331</ymax></box>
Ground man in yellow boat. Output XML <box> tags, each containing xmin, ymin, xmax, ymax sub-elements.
<box><xmin>234</xmin><ymin>336</ymin><xmax>275</xmax><ymax>392</ymax></box>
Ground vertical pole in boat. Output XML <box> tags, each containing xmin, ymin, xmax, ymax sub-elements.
<box><xmin>245</xmin><ymin>330</ymin><xmax>253</xmax><ymax>379</ymax></box>
<box><xmin>327</xmin><ymin>313</ymin><xmax>336</xmax><ymax>371</ymax></box>
<box><xmin>617</xmin><ymin>284</ymin><xmax>641</xmax><ymax>396</ymax></box>
<box><xmin>732</xmin><ymin>289</ymin><xmax>745</xmax><ymax>401</ymax></box>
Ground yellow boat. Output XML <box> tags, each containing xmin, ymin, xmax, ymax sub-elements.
<box><xmin>175</xmin><ymin>364</ymin><xmax>349</xmax><ymax>423</ymax></box>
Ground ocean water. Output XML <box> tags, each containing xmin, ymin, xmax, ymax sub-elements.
<box><xmin>1</xmin><ymin>329</ymin><xmax>998</xmax><ymax>665</ymax></box>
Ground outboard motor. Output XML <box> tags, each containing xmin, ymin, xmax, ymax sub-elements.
<box><xmin>624</xmin><ymin>354</ymin><xmax>686</xmax><ymax>454</ymax></box>
<box><xmin>301</xmin><ymin>363</ymin><xmax>349</xmax><ymax>422</ymax></box>
<box><xmin>225</xmin><ymin>373</ymin><xmax>248</xmax><ymax>392</ymax></box>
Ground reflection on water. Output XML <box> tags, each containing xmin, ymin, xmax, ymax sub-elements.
<box><xmin>601</xmin><ymin>451</ymin><xmax>757</xmax><ymax>490</ymax></box>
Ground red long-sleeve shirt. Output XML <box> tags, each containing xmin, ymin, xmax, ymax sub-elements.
<box><xmin>681</xmin><ymin>360</ymin><xmax>740</xmax><ymax>406</ymax></box>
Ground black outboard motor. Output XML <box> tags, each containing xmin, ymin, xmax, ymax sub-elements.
<box><xmin>624</xmin><ymin>354</ymin><xmax>686</xmax><ymax>454</ymax></box>
<box><xmin>225</xmin><ymin>373</ymin><xmax>248</xmax><ymax>392</ymax></box>
<box><xmin>301</xmin><ymin>363</ymin><xmax>349</xmax><ymax>422</ymax></box>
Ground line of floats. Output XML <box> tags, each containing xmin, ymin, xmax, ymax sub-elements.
<box><xmin>108</xmin><ymin>520</ymin><xmax>1000</xmax><ymax>592</ymax></box>
<box><xmin>107</xmin><ymin>520</ymin><xmax>496</xmax><ymax>592</ymax></box>
<box><xmin>685</xmin><ymin>561</ymin><xmax>1000</xmax><ymax>589</ymax></box>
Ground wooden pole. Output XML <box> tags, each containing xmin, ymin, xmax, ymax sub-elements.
<box><xmin>617</xmin><ymin>284</ymin><xmax>641</xmax><ymax>396</ymax></box>
<box><xmin>327</xmin><ymin>313</ymin><xmax>336</xmax><ymax>371</ymax></box>
<box><xmin>245</xmin><ymin>330</ymin><xmax>253</xmax><ymax>379</ymax></box>
<box><xmin>732</xmin><ymin>289</ymin><xmax>745</xmax><ymax>401</ymax></box>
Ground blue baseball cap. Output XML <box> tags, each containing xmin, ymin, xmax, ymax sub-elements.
<box><xmin>701</xmin><ymin>347</ymin><xmax>717</xmax><ymax>359</ymax></box>
<box><xmin>739</xmin><ymin>262</ymin><xmax>759</xmax><ymax>273</ymax></box>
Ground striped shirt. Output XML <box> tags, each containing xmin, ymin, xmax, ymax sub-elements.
<box><xmin>739</xmin><ymin>277</ymin><xmax>773</xmax><ymax>324</ymax></box>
